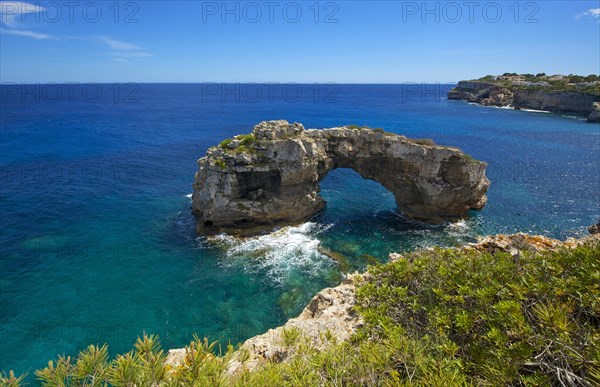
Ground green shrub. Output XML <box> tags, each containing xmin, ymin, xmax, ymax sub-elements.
<box><xmin>219</xmin><ymin>138</ymin><xmax>233</xmax><ymax>149</ymax></box>
<box><xmin>234</xmin><ymin>145</ymin><xmax>249</xmax><ymax>155</ymax></box>
<box><xmin>35</xmin><ymin>344</ymin><xmax>110</xmax><ymax>386</ymax></box>
<box><xmin>280</xmin><ymin>327</ymin><xmax>302</xmax><ymax>348</ymax></box>
<box><xmin>214</xmin><ymin>158</ymin><xmax>226</xmax><ymax>169</ymax></box>
<box><xmin>355</xmin><ymin>243</ymin><xmax>600</xmax><ymax>385</ymax></box>
<box><xmin>219</xmin><ymin>135</ymin><xmax>255</xmax><ymax>151</ymax></box>
<box><xmin>0</xmin><ymin>371</ymin><xmax>26</xmax><ymax>386</ymax></box>
<box><xmin>238</xmin><ymin>134</ymin><xmax>256</xmax><ymax>147</ymax></box>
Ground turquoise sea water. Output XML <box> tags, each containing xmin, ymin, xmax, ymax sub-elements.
<box><xmin>1</xmin><ymin>84</ymin><xmax>599</xmax><ymax>379</ymax></box>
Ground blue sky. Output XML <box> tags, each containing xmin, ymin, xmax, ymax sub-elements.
<box><xmin>0</xmin><ymin>1</ymin><xmax>599</xmax><ymax>83</ymax></box>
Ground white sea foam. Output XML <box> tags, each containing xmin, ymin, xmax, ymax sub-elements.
<box><xmin>186</xmin><ymin>193</ymin><xmax>193</xmax><ymax>198</ymax></box>
<box><xmin>519</xmin><ymin>108</ymin><xmax>551</xmax><ymax>113</ymax></box>
<box><xmin>209</xmin><ymin>222</ymin><xmax>334</xmax><ymax>286</ymax></box>
<box><xmin>446</xmin><ymin>220</ymin><xmax>469</xmax><ymax>231</ymax></box>
<box><xmin>481</xmin><ymin>104</ymin><xmax>514</xmax><ymax>110</ymax></box>
<box><xmin>442</xmin><ymin>219</ymin><xmax>479</xmax><ymax>245</ymax></box>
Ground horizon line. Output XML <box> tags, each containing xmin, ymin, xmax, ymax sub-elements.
<box><xmin>0</xmin><ymin>81</ymin><xmax>461</xmax><ymax>85</ymax></box>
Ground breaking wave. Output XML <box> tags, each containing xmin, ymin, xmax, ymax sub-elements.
<box><xmin>208</xmin><ymin>222</ymin><xmax>335</xmax><ymax>286</ymax></box>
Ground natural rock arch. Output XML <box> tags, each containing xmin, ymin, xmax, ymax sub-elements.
<box><xmin>192</xmin><ymin>121</ymin><xmax>490</xmax><ymax>234</ymax></box>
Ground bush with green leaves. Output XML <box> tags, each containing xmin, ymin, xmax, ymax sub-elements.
<box><xmin>218</xmin><ymin>138</ymin><xmax>232</xmax><ymax>149</ymax></box>
<box><xmin>3</xmin><ymin>242</ymin><xmax>599</xmax><ymax>386</ymax></box>
<box><xmin>238</xmin><ymin>134</ymin><xmax>255</xmax><ymax>147</ymax></box>
<box><xmin>355</xmin><ymin>242</ymin><xmax>600</xmax><ymax>385</ymax></box>
<box><xmin>213</xmin><ymin>158</ymin><xmax>226</xmax><ymax>169</ymax></box>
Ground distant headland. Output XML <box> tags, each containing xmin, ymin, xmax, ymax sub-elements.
<box><xmin>448</xmin><ymin>73</ymin><xmax>600</xmax><ymax>122</ymax></box>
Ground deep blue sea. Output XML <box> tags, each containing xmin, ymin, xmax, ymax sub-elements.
<box><xmin>1</xmin><ymin>84</ymin><xmax>599</xmax><ymax>379</ymax></box>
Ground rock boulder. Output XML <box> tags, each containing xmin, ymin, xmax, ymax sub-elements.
<box><xmin>588</xmin><ymin>102</ymin><xmax>600</xmax><ymax>123</ymax></box>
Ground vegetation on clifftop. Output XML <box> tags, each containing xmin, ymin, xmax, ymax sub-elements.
<box><xmin>472</xmin><ymin>73</ymin><xmax>600</xmax><ymax>96</ymax></box>
<box><xmin>3</xmin><ymin>242</ymin><xmax>599</xmax><ymax>386</ymax></box>
<box><xmin>214</xmin><ymin>133</ymin><xmax>268</xmax><ymax>162</ymax></box>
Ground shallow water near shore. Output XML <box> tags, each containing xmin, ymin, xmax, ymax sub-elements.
<box><xmin>1</xmin><ymin>84</ymin><xmax>598</xmax><ymax>379</ymax></box>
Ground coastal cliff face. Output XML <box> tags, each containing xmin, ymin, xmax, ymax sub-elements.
<box><xmin>448</xmin><ymin>81</ymin><xmax>513</xmax><ymax>105</ymax></box>
<box><xmin>513</xmin><ymin>89</ymin><xmax>599</xmax><ymax>115</ymax></box>
<box><xmin>192</xmin><ymin>121</ymin><xmax>490</xmax><ymax>234</ymax></box>
<box><xmin>448</xmin><ymin>80</ymin><xmax>600</xmax><ymax>120</ymax></box>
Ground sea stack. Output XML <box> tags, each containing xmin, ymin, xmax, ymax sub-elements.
<box><xmin>192</xmin><ymin>120</ymin><xmax>490</xmax><ymax>234</ymax></box>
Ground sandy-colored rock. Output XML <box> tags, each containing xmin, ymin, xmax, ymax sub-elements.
<box><xmin>165</xmin><ymin>348</ymin><xmax>186</xmax><ymax>369</ymax></box>
<box><xmin>467</xmin><ymin>233</ymin><xmax>576</xmax><ymax>256</ymax></box>
<box><xmin>588</xmin><ymin>102</ymin><xmax>600</xmax><ymax>123</ymax></box>
<box><xmin>192</xmin><ymin>121</ymin><xmax>490</xmax><ymax>234</ymax></box>
<box><xmin>228</xmin><ymin>274</ymin><xmax>363</xmax><ymax>374</ymax></box>
<box><xmin>389</xmin><ymin>233</ymin><xmax>599</xmax><ymax>262</ymax></box>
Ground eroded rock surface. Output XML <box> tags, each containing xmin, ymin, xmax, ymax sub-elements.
<box><xmin>229</xmin><ymin>275</ymin><xmax>362</xmax><ymax>373</ymax></box>
<box><xmin>192</xmin><ymin>120</ymin><xmax>490</xmax><ymax>233</ymax></box>
<box><xmin>588</xmin><ymin>102</ymin><xmax>600</xmax><ymax>123</ymax></box>
<box><xmin>448</xmin><ymin>81</ymin><xmax>600</xmax><ymax>118</ymax></box>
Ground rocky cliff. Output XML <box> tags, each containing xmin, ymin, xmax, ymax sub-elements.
<box><xmin>448</xmin><ymin>80</ymin><xmax>600</xmax><ymax>121</ymax></box>
<box><xmin>192</xmin><ymin>121</ymin><xmax>490</xmax><ymax>234</ymax></box>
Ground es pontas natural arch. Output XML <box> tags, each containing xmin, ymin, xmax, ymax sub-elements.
<box><xmin>192</xmin><ymin>120</ymin><xmax>490</xmax><ymax>234</ymax></box>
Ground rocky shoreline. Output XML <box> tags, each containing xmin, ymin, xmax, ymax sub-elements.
<box><xmin>166</xmin><ymin>231</ymin><xmax>600</xmax><ymax>375</ymax></box>
<box><xmin>448</xmin><ymin>75</ymin><xmax>600</xmax><ymax>122</ymax></box>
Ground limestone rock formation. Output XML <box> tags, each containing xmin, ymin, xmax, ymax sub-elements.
<box><xmin>588</xmin><ymin>102</ymin><xmax>600</xmax><ymax>123</ymax></box>
<box><xmin>513</xmin><ymin>89</ymin><xmax>600</xmax><ymax>115</ymax></box>
<box><xmin>192</xmin><ymin>121</ymin><xmax>490</xmax><ymax>234</ymax></box>
<box><xmin>448</xmin><ymin>81</ymin><xmax>514</xmax><ymax>106</ymax></box>
<box><xmin>230</xmin><ymin>274</ymin><xmax>362</xmax><ymax>373</ymax></box>
<box><xmin>448</xmin><ymin>80</ymin><xmax>600</xmax><ymax>118</ymax></box>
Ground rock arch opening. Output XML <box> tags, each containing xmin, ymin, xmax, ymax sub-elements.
<box><xmin>317</xmin><ymin>168</ymin><xmax>397</xmax><ymax>218</ymax></box>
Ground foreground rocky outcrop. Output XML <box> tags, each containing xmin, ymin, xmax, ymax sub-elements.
<box><xmin>166</xmin><ymin>232</ymin><xmax>599</xmax><ymax>374</ymax></box>
<box><xmin>192</xmin><ymin>121</ymin><xmax>489</xmax><ymax>234</ymax></box>
<box><xmin>167</xmin><ymin>274</ymin><xmax>363</xmax><ymax>374</ymax></box>
<box><xmin>448</xmin><ymin>77</ymin><xmax>600</xmax><ymax>121</ymax></box>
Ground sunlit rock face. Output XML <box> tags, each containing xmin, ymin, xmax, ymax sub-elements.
<box><xmin>448</xmin><ymin>81</ymin><xmax>600</xmax><ymax>118</ymax></box>
<box><xmin>192</xmin><ymin>120</ymin><xmax>490</xmax><ymax>234</ymax></box>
